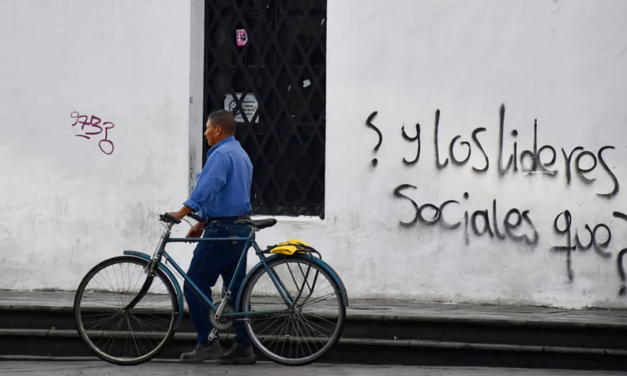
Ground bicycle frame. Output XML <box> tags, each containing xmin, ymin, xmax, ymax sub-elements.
<box><xmin>76</xmin><ymin>215</ymin><xmax>349</xmax><ymax>366</ymax></box>
<box><xmin>144</xmin><ymin>221</ymin><xmax>293</xmax><ymax>321</ymax></box>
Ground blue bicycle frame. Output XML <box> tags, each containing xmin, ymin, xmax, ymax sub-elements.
<box><xmin>122</xmin><ymin>219</ymin><xmax>348</xmax><ymax>336</ymax></box>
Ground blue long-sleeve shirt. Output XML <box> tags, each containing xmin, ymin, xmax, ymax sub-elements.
<box><xmin>184</xmin><ymin>136</ymin><xmax>253</xmax><ymax>221</ymax></box>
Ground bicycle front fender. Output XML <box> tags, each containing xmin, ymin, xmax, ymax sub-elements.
<box><xmin>123</xmin><ymin>250</ymin><xmax>185</xmax><ymax>331</ymax></box>
<box><xmin>235</xmin><ymin>253</ymin><xmax>349</xmax><ymax>312</ymax></box>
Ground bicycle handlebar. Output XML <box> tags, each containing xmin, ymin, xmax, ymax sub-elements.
<box><xmin>159</xmin><ymin>213</ymin><xmax>181</xmax><ymax>224</ymax></box>
<box><xmin>159</xmin><ymin>212</ymin><xmax>204</xmax><ymax>225</ymax></box>
<box><xmin>186</xmin><ymin>212</ymin><xmax>203</xmax><ymax>222</ymax></box>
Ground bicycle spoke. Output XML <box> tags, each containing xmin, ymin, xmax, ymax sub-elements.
<box><xmin>96</xmin><ymin>314</ymin><xmax>124</xmax><ymax>357</ymax></box>
<box><xmin>118</xmin><ymin>264</ymin><xmax>128</xmax><ymax>298</ymax></box>
<box><xmin>111</xmin><ymin>266</ymin><xmax>124</xmax><ymax>304</ymax></box>
<box><xmin>290</xmin><ymin>315</ymin><xmax>300</xmax><ymax>358</ymax></box>
<box><xmin>252</xmin><ymin>314</ymin><xmax>288</xmax><ymax>336</ymax></box>
<box><xmin>279</xmin><ymin>315</ymin><xmax>290</xmax><ymax>357</ymax></box>
<box><xmin>104</xmin><ymin>268</ymin><xmax>125</xmax><ymax>307</ymax></box>
<box><xmin>304</xmin><ymin>311</ymin><xmax>339</xmax><ymax>326</ymax></box>
<box><xmin>130</xmin><ymin>315</ymin><xmax>162</xmax><ymax>352</ymax></box>
<box><xmin>123</xmin><ymin>316</ymin><xmax>131</xmax><ymax>358</ymax></box>
<box><xmin>131</xmin><ymin>313</ymin><xmax>170</xmax><ymax>333</ymax></box>
<box><xmin>129</xmin><ymin>316</ymin><xmax>150</xmax><ymax>357</ymax></box>
<box><xmin>292</xmin><ymin>313</ymin><xmax>312</xmax><ymax>356</ymax></box>
<box><xmin>101</xmin><ymin>269</ymin><xmax>116</xmax><ymax>292</ymax></box>
<box><xmin>301</xmin><ymin>292</ymin><xmax>337</xmax><ymax>309</ymax></box>
<box><xmin>264</xmin><ymin>314</ymin><xmax>291</xmax><ymax>354</ymax></box>
<box><xmin>142</xmin><ymin>313</ymin><xmax>174</xmax><ymax>326</ymax></box>
<box><xmin>90</xmin><ymin>275</ymin><xmax>112</xmax><ymax>294</ymax></box>
<box><xmin>298</xmin><ymin>313</ymin><xmax>333</xmax><ymax>336</ymax></box>
<box><xmin>294</xmin><ymin>313</ymin><xmax>322</xmax><ymax>354</ymax></box>
<box><xmin>130</xmin><ymin>265</ymin><xmax>143</xmax><ymax>293</ymax></box>
<box><xmin>82</xmin><ymin>310</ymin><xmax>123</xmax><ymax>330</ymax></box>
<box><xmin>301</xmin><ymin>281</ymin><xmax>331</xmax><ymax>306</ymax></box>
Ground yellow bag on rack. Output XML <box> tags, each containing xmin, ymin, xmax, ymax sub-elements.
<box><xmin>269</xmin><ymin>239</ymin><xmax>309</xmax><ymax>256</ymax></box>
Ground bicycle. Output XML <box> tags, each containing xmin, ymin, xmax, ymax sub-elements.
<box><xmin>73</xmin><ymin>213</ymin><xmax>348</xmax><ymax>366</ymax></box>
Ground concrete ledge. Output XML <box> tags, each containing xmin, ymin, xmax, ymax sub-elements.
<box><xmin>2</xmin><ymin>329</ymin><xmax>627</xmax><ymax>358</ymax></box>
<box><xmin>3</xmin><ymin>303</ymin><xmax>627</xmax><ymax>330</ymax></box>
<box><xmin>3</xmin><ymin>291</ymin><xmax>627</xmax><ymax>369</ymax></box>
<box><xmin>3</xmin><ymin>330</ymin><xmax>627</xmax><ymax>369</ymax></box>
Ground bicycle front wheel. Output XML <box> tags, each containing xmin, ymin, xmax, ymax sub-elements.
<box><xmin>73</xmin><ymin>256</ymin><xmax>179</xmax><ymax>365</ymax></box>
<box><xmin>241</xmin><ymin>256</ymin><xmax>346</xmax><ymax>365</ymax></box>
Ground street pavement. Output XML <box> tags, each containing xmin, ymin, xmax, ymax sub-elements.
<box><xmin>0</xmin><ymin>361</ymin><xmax>625</xmax><ymax>376</ymax></box>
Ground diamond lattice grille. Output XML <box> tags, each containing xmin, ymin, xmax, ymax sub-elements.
<box><xmin>203</xmin><ymin>0</ymin><xmax>326</xmax><ymax>218</ymax></box>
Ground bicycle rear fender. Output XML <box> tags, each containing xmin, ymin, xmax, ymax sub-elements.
<box><xmin>123</xmin><ymin>251</ymin><xmax>185</xmax><ymax>330</ymax></box>
<box><xmin>235</xmin><ymin>253</ymin><xmax>349</xmax><ymax>312</ymax></box>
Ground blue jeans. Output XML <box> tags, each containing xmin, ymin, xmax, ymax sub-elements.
<box><xmin>184</xmin><ymin>219</ymin><xmax>251</xmax><ymax>346</ymax></box>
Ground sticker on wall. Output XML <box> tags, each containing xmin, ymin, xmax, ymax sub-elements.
<box><xmin>224</xmin><ymin>93</ymin><xmax>259</xmax><ymax>123</ymax></box>
<box><xmin>236</xmin><ymin>29</ymin><xmax>248</xmax><ymax>47</ymax></box>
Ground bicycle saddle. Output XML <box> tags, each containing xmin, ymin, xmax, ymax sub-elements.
<box><xmin>236</xmin><ymin>218</ymin><xmax>277</xmax><ymax>229</ymax></box>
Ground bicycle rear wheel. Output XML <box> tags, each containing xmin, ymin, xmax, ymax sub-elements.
<box><xmin>240</xmin><ymin>256</ymin><xmax>346</xmax><ymax>365</ymax></box>
<box><xmin>73</xmin><ymin>256</ymin><xmax>179</xmax><ymax>365</ymax></box>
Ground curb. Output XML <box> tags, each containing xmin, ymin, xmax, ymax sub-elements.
<box><xmin>2</xmin><ymin>329</ymin><xmax>627</xmax><ymax>357</ymax></box>
<box><xmin>3</xmin><ymin>304</ymin><xmax>627</xmax><ymax>330</ymax></box>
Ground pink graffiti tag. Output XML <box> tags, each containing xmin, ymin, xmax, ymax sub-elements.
<box><xmin>70</xmin><ymin>111</ymin><xmax>115</xmax><ymax>155</ymax></box>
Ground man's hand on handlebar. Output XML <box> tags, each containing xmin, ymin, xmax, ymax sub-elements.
<box><xmin>168</xmin><ymin>206</ymin><xmax>193</xmax><ymax>221</ymax></box>
<box><xmin>167</xmin><ymin>206</ymin><xmax>205</xmax><ymax>239</ymax></box>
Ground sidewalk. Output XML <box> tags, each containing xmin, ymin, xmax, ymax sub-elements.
<box><xmin>2</xmin><ymin>290</ymin><xmax>627</xmax><ymax>370</ymax></box>
<box><xmin>2</xmin><ymin>290</ymin><xmax>627</xmax><ymax>327</ymax></box>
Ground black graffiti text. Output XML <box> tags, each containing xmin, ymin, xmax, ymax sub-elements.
<box><xmin>394</xmin><ymin>186</ymin><xmax>538</xmax><ymax>246</ymax></box>
<box><xmin>402</xmin><ymin>105</ymin><xmax>620</xmax><ymax>198</ymax></box>
<box><xmin>551</xmin><ymin>210</ymin><xmax>612</xmax><ymax>283</ymax></box>
<box><xmin>433</xmin><ymin>109</ymin><xmax>490</xmax><ymax>172</ymax></box>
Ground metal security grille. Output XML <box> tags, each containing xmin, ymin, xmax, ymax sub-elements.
<box><xmin>203</xmin><ymin>0</ymin><xmax>326</xmax><ymax>218</ymax></box>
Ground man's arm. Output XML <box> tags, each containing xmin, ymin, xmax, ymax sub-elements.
<box><xmin>168</xmin><ymin>152</ymin><xmax>228</xmax><ymax>222</ymax></box>
<box><xmin>168</xmin><ymin>205</ymin><xmax>194</xmax><ymax>221</ymax></box>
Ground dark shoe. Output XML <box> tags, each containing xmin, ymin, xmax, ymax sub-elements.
<box><xmin>216</xmin><ymin>342</ymin><xmax>256</xmax><ymax>365</ymax></box>
<box><xmin>180</xmin><ymin>341</ymin><xmax>223</xmax><ymax>363</ymax></box>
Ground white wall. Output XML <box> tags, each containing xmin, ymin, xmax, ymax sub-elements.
<box><xmin>257</xmin><ymin>0</ymin><xmax>627</xmax><ymax>308</ymax></box>
<box><xmin>0</xmin><ymin>0</ymin><xmax>194</xmax><ymax>289</ymax></box>
<box><xmin>3</xmin><ymin>0</ymin><xmax>627</xmax><ymax>309</ymax></box>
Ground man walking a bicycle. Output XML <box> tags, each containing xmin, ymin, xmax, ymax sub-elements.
<box><xmin>73</xmin><ymin>110</ymin><xmax>347</xmax><ymax>367</ymax></box>
<box><xmin>168</xmin><ymin>110</ymin><xmax>256</xmax><ymax>365</ymax></box>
